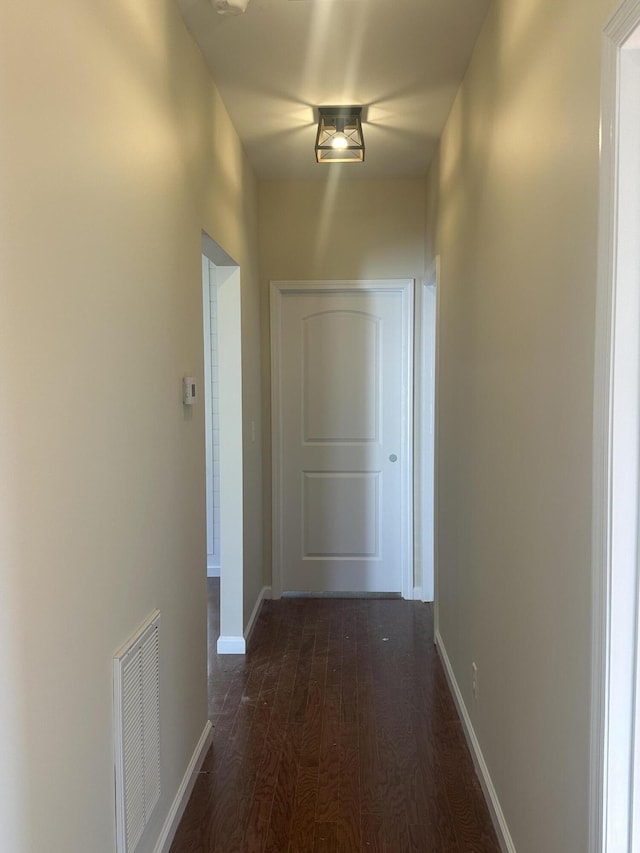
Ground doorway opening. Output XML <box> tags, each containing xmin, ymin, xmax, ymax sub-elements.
<box><xmin>201</xmin><ymin>233</ymin><xmax>245</xmax><ymax>656</ymax></box>
<box><xmin>592</xmin><ymin>3</ymin><xmax>640</xmax><ymax>849</ymax></box>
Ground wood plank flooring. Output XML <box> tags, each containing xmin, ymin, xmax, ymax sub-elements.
<box><xmin>170</xmin><ymin>583</ymin><xmax>501</xmax><ymax>852</ymax></box>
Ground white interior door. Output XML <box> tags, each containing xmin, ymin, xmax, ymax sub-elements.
<box><xmin>271</xmin><ymin>281</ymin><xmax>413</xmax><ymax>596</ymax></box>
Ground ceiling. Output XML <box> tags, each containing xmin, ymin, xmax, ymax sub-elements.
<box><xmin>176</xmin><ymin>0</ymin><xmax>491</xmax><ymax>181</ymax></box>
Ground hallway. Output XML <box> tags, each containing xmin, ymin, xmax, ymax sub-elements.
<box><xmin>170</xmin><ymin>585</ymin><xmax>500</xmax><ymax>851</ymax></box>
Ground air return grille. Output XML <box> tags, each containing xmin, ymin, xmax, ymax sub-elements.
<box><xmin>113</xmin><ymin>611</ymin><xmax>161</xmax><ymax>853</ymax></box>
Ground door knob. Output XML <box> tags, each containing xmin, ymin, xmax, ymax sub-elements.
<box><xmin>389</xmin><ymin>454</ymin><xmax>398</xmax><ymax>462</ymax></box>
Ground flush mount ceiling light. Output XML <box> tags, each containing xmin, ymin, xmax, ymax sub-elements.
<box><xmin>315</xmin><ymin>106</ymin><xmax>365</xmax><ymax>164</ymax></box>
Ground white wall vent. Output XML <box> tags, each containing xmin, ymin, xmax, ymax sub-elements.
<box><xmin>113</xmin><ymin>610</ymin><xmax>161</xmax><ymax>853</ymax></box>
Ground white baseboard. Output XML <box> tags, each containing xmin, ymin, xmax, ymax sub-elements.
<box><xmin>206</xmin><ymin>554</ymin><xmax>220</xmax><ymax>578</ymax></box>
<box><xmin>435</xmin><ymin>631</ymin><xmax>516</xmax><ymax>853</ymax></box>
<box><xmin>216</xmin><ymin>586</ymin><xmax>271</xmax><ymax>655</ymax></box>
<box><xmin>217</xmin><ymin>634</ymin><xmax>246</xmax><ymax>654</ymax></box>
<box><xmin>153</xmin><ymin>720</ymin><xmax>212</xmax><ymax>853</ymax></box>
<box><xmin>245</xmin><ymin>586</ymin><xmax>272</xmax><ymax>645</ymax></box>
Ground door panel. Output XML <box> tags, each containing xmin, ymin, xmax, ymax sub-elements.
<box><xmin>303</xmin><ymin>311</ymin><xmax>379</xmax><ymax>443</ymax></box>
<box><xmin>273</xmin><ymin>283</ymin><xmax>412</xmax><ymax>595</ymax></box>
<box><xmin>303</xmin><ymin>471</ymin><xmax>380</xmax><ymax>557</ymax></box>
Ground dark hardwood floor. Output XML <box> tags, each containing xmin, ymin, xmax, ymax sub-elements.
<box><xmin>170</xmin><ymin>581</ymin><xmax>501</xmax><ymax>852</ymax></box>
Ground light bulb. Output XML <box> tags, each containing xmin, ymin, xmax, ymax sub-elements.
<box><xmin>214</xmin><ymin>0</ymin><xmax>249</xmax><ymax>14</ymax></box>
<box><xmin>331</xmin><ymin>133</ymin><xmax>348</xmax><ymax>150</ymax></box>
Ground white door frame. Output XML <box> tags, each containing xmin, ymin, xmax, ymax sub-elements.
<box><xmin>591</xmin><ymin>2</ymin><xmax>640</xmax><ymax>848</ymax></box>
<box><xmin>201</xmin><ymin>233</ymin><xmax>245</xmax><ymax>655</ymax></box>
<box><xmin>202</xmin><ymin>257</ymin><xmax>220</xmax><ymax>577</ymax></box>
<box><xmin>415</xmin><ymin>257</ymin><xmax>439</xmax><ymax>603</ymax></box>
<box><xmin>270</xmin><ymin>279</ymin><xmax>414</xmax><ymax>600</ymax></box>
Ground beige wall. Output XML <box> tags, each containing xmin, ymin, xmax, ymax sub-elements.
<box><xmin>426</xmin><ymin>0</ymin><xmax>618</xmax><ymax>850</ymax></box>
<box><xmin>258</xmin><ymin>177</ymin><xmax>425</xmax><ymax>587</ymax></box>
<box><xmin>0</xmin><ymin>1</ymin><xmax>261</xmax><ymax>850</ymax></box>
